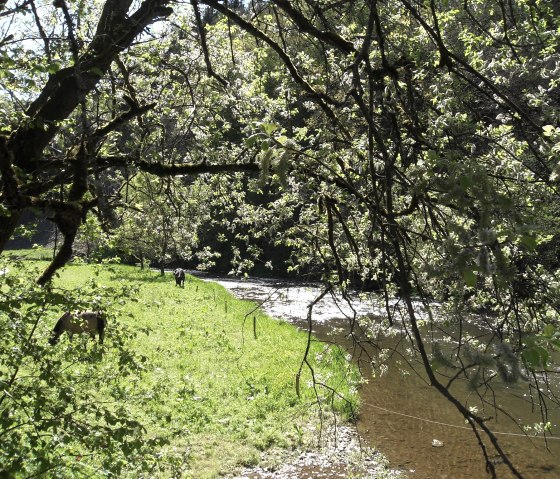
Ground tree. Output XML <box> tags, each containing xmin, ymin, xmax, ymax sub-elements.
<box><xmin>112</xmin><ymin>174</ymin><xmax>212</xmax><ymax>272</ymax></box>
<box><xmin>0</xmin><ymin>3</ymin><xmax>258</xmax><ymax>476</ymax></box>
<box><xmin>0</xmin><ymin>0</ymin><xmax>257</xmax><ymax>284</ymax></box>
<box><xmin>0</xmin><ymin>259</ymin><xmax>167</xmax><ymax>477</ymax></box>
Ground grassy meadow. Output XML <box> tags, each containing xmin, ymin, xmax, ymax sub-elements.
<box><xmin>0</xmin><ymin>254</ymin><xmax>360</xmax><ymax>478</ymax></box>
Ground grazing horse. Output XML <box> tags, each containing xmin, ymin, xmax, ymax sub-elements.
<box><xmin>49</xmin><ymin>311</ymin><xmax>106</xmax><ymax>345</ymax></box>
<box><xmin>174</xmin><ymin>268</ymin><xmax>185</xmax><ymax>287</ymax></box>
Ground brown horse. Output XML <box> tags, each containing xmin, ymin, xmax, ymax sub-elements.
<box><xmin>49</xmin><ymin>311</ymin><xmax>106</xmax><ymax>345</ymax></box>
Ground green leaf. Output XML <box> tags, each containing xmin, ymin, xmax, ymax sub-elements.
<box><xmin>463</xmin><ymin>269</ymin><xmax>477</xmax><ymax>287</ymax></box>
<box><xmin>522</xmin><ymin>348</ymin><xmax>540</xmax><ymax>368</ymax></box>
<box><xmin>259</xmin><ymin>123</ymin><xmax>278</xmax><ymax>136</ymax></box>
<box><xmin>543</xmin><ymin>324</ymin><xmax>555</xmax><ymax>338</ymax></box>
<box><xmin>520</xmin><ymin>235</ymin><xmax>537</xmax><ymax>251</ymax></box>
<box><xmin>522</xmin><ymin>346</ymin><xmax>549</xmax><ymax>369</ymax></box>
<box><xmin>497</xmin><ymin>194</ymin><xmax>513</xmax><ymax>210</ymax></box>
<box><xmin>459</xmin><ymin>175</ymin><xmax>472</xmax><ymax>191</ymax></box>
<box><xmin>543</xmin><ymin>125</ymin><xmax>556</xmax><ymax>137</ymax></box>
<box><xmin>426</xmin><ymin>149</ymin><xmax>438</xmax><ymax>162</ymax></box>
<box><xmin>88</xmin><ymin>67</ymin><xmax>104</xmax><ymax>77</ymax></box>
<box><xmin>244</xmin><ymin>134</ymin><xmax>261</xmax><ymax>148</ymax></box>
<box><xmin>537</xmin><ymin>347</ymin><xmax>549</xmax><ymax>367</ymax></box>
<box><xmin>47</xmin><ymin>62</ymin><xmax>61</xmax><ymax>74</ymax></box>
<box><xmin>523</xmin><ymin>335</ymin><xmax>537</xmax><ymax>347</ymax></box>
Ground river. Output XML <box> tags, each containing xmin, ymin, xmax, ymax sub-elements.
<box><xmin>199</xmin><ymin>274</ymin><xmax>560</xmax><ymax>479</ymax></box>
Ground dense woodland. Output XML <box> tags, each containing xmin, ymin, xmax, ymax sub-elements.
<box><xmin>2</xmin><ymin>0</ymin><xmax>560</xmax><ymax>477</ymax></box>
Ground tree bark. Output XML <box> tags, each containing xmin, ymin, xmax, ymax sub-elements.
<box><xmin>0</xmin><ymin>210</ymin><xmax>22</xmax><ymax>253</ymax></box>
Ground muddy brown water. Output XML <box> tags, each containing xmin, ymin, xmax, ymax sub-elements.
<box><xmin>319</xmin><ymin>318</ymin><xmax>560</xmax><ymax>479</ymax></box>
<box><xmin>201</xmin><ymin>275</ymin><xmax>560</xmax><ymax>478</ymax></box>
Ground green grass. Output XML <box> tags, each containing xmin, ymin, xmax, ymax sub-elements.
<box><xmin>4</xmin><ymin>246</ymin><xmax>54</xmax><ymax>261</ymax></box>
<box><xmin>3</xmin><ymin>258</ymin><xmax>360</xmax><ymax>478</ymax></box>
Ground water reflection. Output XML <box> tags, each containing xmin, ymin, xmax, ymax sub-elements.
<box><xmin>200</xmin><ymin>274</ymin><xmax>560</xmax><ymax>478</ymax></box>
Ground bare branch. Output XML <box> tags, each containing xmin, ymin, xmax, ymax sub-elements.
<box><xmin>270</xmin><ymin>0</ymin><xmax>355</xmax><ymax>55</ymax></box>
<box><xmin>190</xmin><ymin>0</ymin><xmax>229</xmax><ymax>86</ymax></box>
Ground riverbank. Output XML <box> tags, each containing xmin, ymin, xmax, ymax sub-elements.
<box><xmin>206</xmin><ymin>272</ymin><xmax>560</xmax><ymax>479</ymax></box>
<box><xmin>231</xmin><ymin>423</ymin><xmax>402</xmax><ymax>479</ymax></box>
<box><xmin>0</xmin><ymin>256</ymin><xmax>401</xmax><ymax>478</ymax></box>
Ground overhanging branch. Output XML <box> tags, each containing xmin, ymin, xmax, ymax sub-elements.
<box><xmin>99</xmin><ymin>156</ymin><xmax>259</xmax><ymax>176</ymax></box>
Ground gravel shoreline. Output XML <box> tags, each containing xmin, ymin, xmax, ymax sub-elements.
<box><xmin>229</xmin><ymin>424</ymin><xmax>405</xmax><ymax>479</ymax></box>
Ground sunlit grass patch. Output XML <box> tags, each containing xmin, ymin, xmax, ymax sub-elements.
<box><xmin>1</xmin><ymin>260</ymin><xmax>359</xmax><ymax>478</ymax></box>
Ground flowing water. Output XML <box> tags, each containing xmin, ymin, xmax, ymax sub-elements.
<box><xmin>199</xmin><ymin>275</ymin><xmax>560</xmax><ymax>478</ymax></box>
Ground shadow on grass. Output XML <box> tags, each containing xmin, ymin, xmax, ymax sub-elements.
<box><xmin>108</xmin><ymin>268</ymin><xmax>171</xmax><ymax>284</ymax></box>
<box><xmin>2</xmin><ymin>250</ymin><xmax>53</xmax><ymax>261</ymax></box>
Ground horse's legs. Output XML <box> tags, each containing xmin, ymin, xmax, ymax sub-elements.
<box><xmin>98</xmin><ymin>317</ymin><xmax>105</xmax><ymax>345</ymax></box>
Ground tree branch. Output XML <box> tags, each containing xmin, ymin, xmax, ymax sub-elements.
<box><xmin>190</xmin><ymin>0</ymin><xmax>229</xmax><ymax>86</ymax></box>
<box><xmin>99</xmin><ymin>156</ymin><xmax>260</xmax><ymax>176</ymax></box>
<box><xmin>11</xmin><ymin>0</ymin><xmax>173</xmax><ymax>171</ymax></box>
<box><xmin>270</xmin><ymin>0</ymin><xmax>355</xmax><ymax>55</ymax></box>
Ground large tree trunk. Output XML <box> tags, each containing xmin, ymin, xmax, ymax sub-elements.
<box><xmin>0</xmin><ymin>210</ymin><xmax>22</xmax><ymax>254</ymax></box>
<box><xmin>37</xmin><ymin>229</ymin><xmax>77</xmax><ymax>286</ymax></box>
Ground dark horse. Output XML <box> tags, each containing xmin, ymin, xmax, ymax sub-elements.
<box><xmin>174</xmin><ymin>268</ymin><xmax>185</xmax><ymax>287</ymax></box>
<box><xmin>49</xmin><ymin>311</ymin><xmax>106</xmax><ymax>345</ymax></box>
